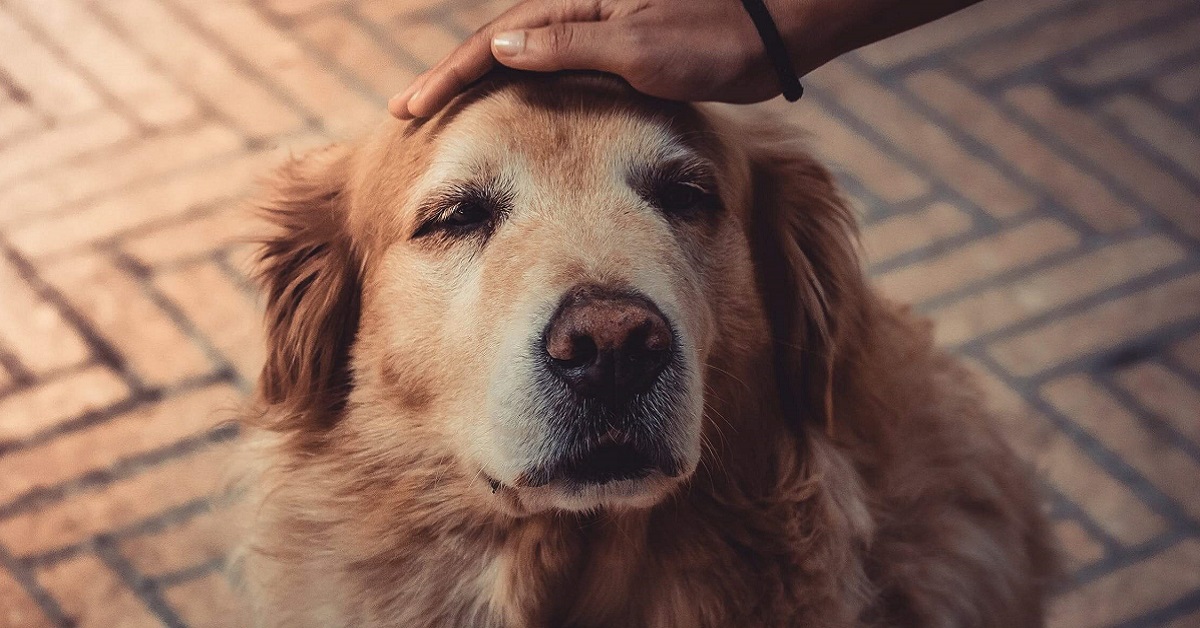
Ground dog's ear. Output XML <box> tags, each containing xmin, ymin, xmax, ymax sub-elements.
<box><xmin>746</xmin><ymin>131</ymin><xmax>868</xmax><ymax>437</ymax></box>
<box><xmin>254</xmin><ymin>147</ymin><xmax>361</xmax><ymax>431</ymax></box>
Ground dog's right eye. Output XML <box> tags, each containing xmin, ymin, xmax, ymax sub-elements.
<box><xmin>443</xmin><ymin>200</ymin><xmax>492</xmax><ymax>228</ymax></box>
<box><xmin>412</xmin><ymin>186</ymin><xmax>507</xmax><ymax>240</ymax></box>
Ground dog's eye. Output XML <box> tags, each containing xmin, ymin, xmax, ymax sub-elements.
<box><xmin>649</xmin><ymin>180</ymin><xmax>718</xmax><ymax>217</ymax></box>
<box><xmin>444</xmin><ymin>200</ymin><xmax>492</xmax><ymax>228</ymax></box>
<box><xmin>412</xmin><ymin>187</ymin><xmax>507</xmax><ymax>240</ymax></box>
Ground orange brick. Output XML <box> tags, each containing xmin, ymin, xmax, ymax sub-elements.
<box><xmin>786</xmin><ymin>100</ymin><xmax>930</xmax><ymax>204</ymax></box>
<box><xmin>299</xmin><ymin>12</ymin><xmax>418</xmax><ymax>98</ymax></box>
<box><xmin>958</xmin><ymin>0</ymin><xmax>1184</xmax><ymax>80</ymax></box>
<box><xmin>811</xmin><ymin>62</ymin><xmax>1036</xmax><ymax>217</ymax></box>
<box><xmin>361</xmin><ymin>0</ymin><xmax>455</xmax><ymax>25</ymax></box>
<box><xmin>1042</xmin><ymin>375</ymin><xmax>1200</xmax><ymax>520</ymax></box>
<box><xmin>861</xmin><ymin>202</ymin><xmax>972</xmax><ymax>264</ymax></box>
<box><xmin>966</xmin><ymin>360</ymin><xmax>1166</xmax><ymax>545</ymax></box>
<box><xmin>1053</xmin><ymin>520</ymin><xmax>1104</xmax><ymax>572</ymax></box>
<box><xmin>37</xmin><ymin>555</ymin><xmax>160</xmax><ymax>628</ymax></box>
<box><xmin>0</xmin><ymin>98</ymin><xmax>41</xmax><ymax>144</ymax></box>
<box><xmin>9</xmin><ymin>151</ymin><xmax>274</xmax><ymax>257</ymax></box>
<box><xmin>0</xmin><ymin>111</ymin><xmax>133</xmax><ymax>185</ymax></box>
<box><xmin>120</xmin><ymin>204</ymin><xmax>267</xmax><ymax>267</ymax></box>
<box><xmin>448</xmin><ymin>0</ymin><xmax>514</xmax><ymax>31</ymax></box>
<box><xmin>163</xmin><ymin>572</ymin><xmax>252</xmax><ymax>628</ymax></box>
<box><xmin>907</xmin><ymin>71</ymin><xmax>1137</xmax><ymax>231</ymax></box>
<box><xmin>1156</xmin><ymin>63</ymin><xmax>1200</xmax><ymax>105</ymax></box>
<box><xmin>1049</xmin><ymin>539</ymin><xmax>1200</xmax><ymax>628</ymax></box>
<box><xmin>391</xmin><ymin>22</ymin><xmax>460</xmax><ymax>69</ymax></box>
<box><xmin>166</xmin><ymin>0</ymin><xmax>379</xmax><ymax>136</ymax></box>
<box><xmin>0</xmin><ymin>384</ymin><xmax>240</xmax><ymax>502</ymax></box>
<box><xmin>1114</xmin><ymin>363</ymin><xmax>1200</xmax><ymax>445</ymax></box>
<box><xmin>0</xmin><ymin>11</ymin><xmax>100</xmax><ymax>118</ymax></box>
<box><xmin>121</xmin><ymin>506</ymin><xmax>236</xmax><ymax>578</ymax></box>
<box><xmin>94</xmin><ymin>0</ymin><xmax>303</xmax><ymax>138</ymax></box>
<box><xmin>0</xmin><ymin>567</ymin><xmax>52</xmax><ymax>628</ymax></box>
<box><xmin>1173</xmin><ymin>333</ymin><xmax>1200</xmax><ymax>376</ymax></box>
<box><xmin>1103</xmin><ymin>95</ymin><xmax>1200</xmax><ymax>181</ymax></box>
<box><xmin>155</xmin><ymin>262</ymin><xmax>265</xmax><ymax>381</ymax></box>
<box><xmin>0</xmin><ymin>255</ymin><xmax>90</xmax><ymax>375</ymax></box>
<box><xmin>1059</xmin><ymin>16</ymin><xmax>1200</xmax><ymax>86</ymax></box>
<box><xmin>39</xmin><ymin>255</ymin><xmax>213</xmax><ymax>387</ymax></box>
<box><xmin>875</xmin><ymin>218</ymin><xmax>1079</xmax><ymax>304</ymax></box>
<box><xmin>988</xmin><ymin>272</ymin><xmax>1200</xmax><ymax>377</ymax></box>
<box><xmin>7</xmin><ymin>0</ymin><xmax>197</xmax><ymax>128</ymax></box>
<box><xmin>0</xmin><ymin>123</ymin><xmax>242</xmax><ymax>225</ymax></box>
<box><xmin>263</xmin><ymin>0</ymin><xmax>345</xmax><ymax>16</ymax></box>
<box><xmin>0</xmin><ymin>366</ymin><xmax>129</xmax><ymax>443</ymax></box>
<box><xmin>931</xmin><ymin>235</ymin><xmax>1187</xmax><ymax>345</ymax></box>
<box><xmin>0</xmin><ymin>444</ymin><xmax>235</xmax><ymax>556</ymax></box>
<box><xmin>1007</xmin><ymin>86</ymin><xmax>1200</xmax><ymax>239</ymax></box>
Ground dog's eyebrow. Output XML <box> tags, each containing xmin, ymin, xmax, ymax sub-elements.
<box><xmin>630</xmin><ymin>155</ymin><xmax>719</xmax><ymax>191</ymax></box>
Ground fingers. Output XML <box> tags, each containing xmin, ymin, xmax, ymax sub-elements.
<box><xmin>390</xmin><ymin>0</ymin><xmax>609</xmax><ymax>119</ymax></box>
<box><xmin>490</xmin><ymin>21</ymin><xmax>627</xmax><ymax>73</ymax></box>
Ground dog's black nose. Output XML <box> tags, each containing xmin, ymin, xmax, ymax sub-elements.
<box><xmin>543</xmin><ymin>287</ymin><xmax>673</xmax><ymax>403</ymax></box>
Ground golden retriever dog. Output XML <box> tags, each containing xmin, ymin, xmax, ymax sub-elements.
<box><xmin>236</xmin><ymin>71</ymin><xmax>1057</xmax><ymax>627</ymax></box>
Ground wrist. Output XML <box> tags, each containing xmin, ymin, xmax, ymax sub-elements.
<box><xmin>762</xmin><ymin>0</ymin><xmax>846</xmax><ymax>76</ymax></box>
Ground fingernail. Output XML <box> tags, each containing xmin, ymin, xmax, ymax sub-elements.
<box><xmin>387</xmin><ymin>93</ymin><xmax>409</xmax><ymax>118</ymax></box>
<box><xmin>492</xmin><ymin>31</ymin><xmax>525</xmax><ymax>56</ymax></box>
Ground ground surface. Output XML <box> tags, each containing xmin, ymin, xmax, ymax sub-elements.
<box><xmin>0</xmin><ymin>0</ymin><xmax>1198</xmax><ymax>626</ymax></box>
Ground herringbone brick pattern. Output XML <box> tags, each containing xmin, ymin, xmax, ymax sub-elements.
<box><xmin>0</xmin><ymin>0</ymin><xmax>1197</xmax><ymax>625</ymax></box>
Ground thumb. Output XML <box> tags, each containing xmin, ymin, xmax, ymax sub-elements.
<box><xmin>491</xmin><ymin>22</ymin><xmax>626</xmax><ymax>73</ymax></box>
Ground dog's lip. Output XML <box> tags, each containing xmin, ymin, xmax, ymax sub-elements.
<box><xmin>513</xmin><ymin>431</ymin><xmax>678</xmax><ymax>489</ymax></box>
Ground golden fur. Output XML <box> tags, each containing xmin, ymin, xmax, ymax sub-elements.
<box><xmin>236</xmin><ymin>73</ymin><xmax>1057</xmax><ymax>627</ymax></box>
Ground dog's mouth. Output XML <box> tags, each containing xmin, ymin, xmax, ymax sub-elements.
<box><xmin>493</xmin><ymin>432</ymin><xmax>678</xmax><ymax>492</ymax></box>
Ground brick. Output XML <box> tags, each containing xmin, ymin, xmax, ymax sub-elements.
<box><xmin>0</xmin><ymin>366</ymin><xmax>128</xmax><ymax>443</ymax></box>
<box><xmin>155</xmin><ymin>262</ymin><xmax>265</xmax><ymax>381</ymax></box>
<box><xmin>7</xmin><ymin>0</ymin><xmax>197</xmax><ymax>128</ymax></box>
<box><xmin>1049</xmin><ymin>539</ymin><xmax>1200</xmax><ymax>627</ymax></box>
<box><xmin>988</xmin><ymin>273</ymin><xmax>1200</xmax><ymax>377</ymax></box>
<box><xmin>360</xmin><ymin>0</ymin><xmax>453</xmax><ymax>25</ymax></box>
<box><xmin>0</xmin><ymin>111</ymin><xmax>133</xmax><ymax>185</ymax></box>
<box><xmin>163</xmin><ymin>572</ymin><xmax>252</xmax><ymax>628</ymax></box>
<box><xmin>1053</xmin><ymin>519</ymin><xmax>1104</xmax><ymax>572</ymax></box>
<box><xmin>957</xmin><ymin>0</ymin><xmax>1185</xmax><ymax>80</ymax></box>
<box><xmin>391</xmin><ymin>22</ymin><xmax>460</xmax><ymax>69</ymax></box>
<box><xmin>1058</xmin><ymin>16</ymin><xmax>1200</xmax><ymax>86</ymax></box>
<box><xmin>39</xmin><ymin>255</ymin><xmax>212</xmax><ymax>387</ymax></box>
<box><xmin>1155</xmin><ymin>63</ymin><xmax>1200</xmax><ymax>105</ymax></box>
<box><xmin>907</xmin><ymin>71</ymin><xmax>1137</xmax><ymax>231</ymax></box>
<box><xmin>1113</xmin><ymin>363</ymin><xmax>1200</xmax><ymax>445</ymax></box>
<box><xmin>0</xmin><ymin>444</ymin><xmax>235</xmax><ymax>556</ymax></box>
<box><xmin>1042</xmin><ymin>375</ymin><xmax>1200</xmax><ymax>520</ymax></box>
<box><xmin>0</xmin><ymin>98</ymin><xmax>41</xmax><ymax>144</ymax></box>
<box><xmin>120</xmin><ymin>204</ymin><xmax>267</xmax><ymax>267</ymax></box>
<box><xmin>0</xmin><ymin>568</ymin><xmax>52</xmax><ymax>628</ymax></box>
<box><xmin>1007</xmin><ymin>86</ymin><xmax>1200</xmax><ymax>239</ymax></box>
<box><xmin>785</xmin><ymin>100</ymin><xmax>930</xmax><ymax>204</ymax></box>
<box><xmin>0</xmin><ymin>384</ymin><xmax>239</xmax><ymax>503</ymax></box>
<box><xmin>1103</xmin><ymin>95</ymin><xmax>1200</xmax><ymax>181</ymax></box>
<box><xmin>0</xmin><ymin>255</ymin><xmax>90</xmax><ymax>375</ymax></box>
<box><xmin>448</xmin><ymin>0</ymin><xmax>515</xmax><ymax>32</ymax></box>
<box><xmin>861</xmin><ymin>202</ymin><xmax>972</xmax><ymax>264</ymax></box>
<box><xmin>0</xmin><ymin>122</ymin><xmax>242</xmax><ymax>225</ymax></box>
<box><xmin>931</xmin><ymin>235</ymin><xmax>1187</xmax><ymax>346</ymax></box>
<box><xmin>965</xmin><ymin>360</ymin><xmax>1166</xmax><ymax>545</ymax></box>
<box><xmin>875</xmin><ymin>218</ymin><xmax>1079</xmax><ymax>304</ymax></box>
<box><xmin>263</xmin><ymin>0</ymin><xmax>346</xmax><ymax>16</ymax></box>
<box><xmin>299</xmin><ymin>12</ymin><xmax>418</xmax><ymax>97</ymax></box>
<box><xmin>92</xmin><ymin>0</ymin><xmax>303</xmax><ymax>138</ymax></box>
<box><xmin>1173</xmin><ymin>333</ymin><xmax>1200</xmax><ymax>376</ymax></box>
<box><xmin>857</xmin><ymin>0</ymin><xmax>1085</xmax><ymax>68</ymax></box>
<box><xmin>121</xmin><ymin>506</ymin><xmax>235</xmax><ymax>578</ymax></box>
<box><xmin>166</xmin><ymin>0</ymin><xmax>379</xmax><ymax>136</ymax></box>
<box><xmin>811</xmin><ymin>62</ymin><xmax>1036</xmax><ymax>217</ymax></box>
<box><xmin>0</xmin><ymin>11</ymin><xmax>100</xmax><ymax>118</ymax></box>
<box><xmin>9</xmin><ymin>151</ymin><xmax>274</xmax><ymax>257</ymax></box>
<box><xmin>37</xmin><ymin>555</ymin><xmax>160</xmax><ymax>628</ymax></box>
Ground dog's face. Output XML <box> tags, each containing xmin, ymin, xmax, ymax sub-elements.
<box><xmin>255</xmin><ymin>74</ymin><xmax>862</xmax><ymax>516</ymax></box>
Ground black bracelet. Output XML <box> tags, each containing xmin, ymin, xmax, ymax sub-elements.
<box><xmin>740</xmin><ymin>0</ymin><xmax>804</xmax><ymax>101</ymax></box>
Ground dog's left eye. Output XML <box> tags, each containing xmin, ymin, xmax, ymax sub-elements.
<box><xmin>413</xmin><ymin>189</ymin><xmax>505</xmax><ymax>240</ymax></box>
<box><xmin>654</xmin><ymin>182</ymin><xmax>709</xmax><ymax>214</ymax></box>
<box><xmin>444</xmin><ymin>200</ymin><xmax>492</xmax><ymax>228</ymax></box>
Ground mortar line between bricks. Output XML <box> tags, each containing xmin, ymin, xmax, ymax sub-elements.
<box><xmin>0</xmin><ymin>341</ymin><xmax>34</xmax><ymax>388</ymax></box>
<box><xmin>1117</xmin><ymin>588</ymin><xmax>1200</xmax><ymax>628</ymax></box>
<box><xmin>94</xmin><ymin>536</ymin><xmax>187</xmax><ymax>628</ymax></box>
<box><xmin>340</xmin><ymin>5</ymin><xmax>440</xmax><ymax>76</ymax></box>
<box><xmin>0</xmin><ymin>540</ymin><xmax>71</xmax><ymax>627</ymax></box>
<box><xmin>1067</xmin><ymin>530</ymin><xmax>1193</xmax><ymax>592</ymax></box>
<box><xmin>0</xmin><ymin>236</ymin><xmax>147</xmax><ymax>392</ymax></box>
<box><xmin>0</xmin><ymin>0</ymin><xmax>151</xmax><ymax>134</ymax></box>
<box><xmin>1092</xmin><ymin>370</ymin><xmax>1200</xmax><ymax>466</ymax></box>
<box><xmin>1043</xmin><ymin>484</ymin><xmax>1124</xmax><ymax>559</ymax></box>
<box><xmin>151</xmin><ymin>0</ymin><xmax>326</xmax><ymax>131</ymax></box>
<box><xmin>0</xmin><ymin>360</ymin><xmax>98</xmax><ymax>400</ymax></box>
<box><xmin>1089</xmin><ymin>95</ymin><xmax>1200</xmax><ymax>192</ymax></box>
<box><xmin>968</xmin><ymin>348</ymin><xmax>1200</xmax><ymax>532</ymax></box>
<box><xmin>0</xmin><ymin>422</ymin><xmax>240</xmax><ymax>521</ymax></box>
<box><xmin>0</xmin><ymin>66</ymin><xmax>53</xmax><ymax>126</ymax></box>
<box><xmin>1033</xmin><ymin>47</ymin><xmax>1200</xmax><ymax>117</ymax></box>
<box><xmin>154</xmin><ymin>556</ymin><xmax>225</xmax><ymax>591</ymax></box>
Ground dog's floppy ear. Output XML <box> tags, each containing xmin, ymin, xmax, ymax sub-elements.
<box><xmin>254</xmin><ymin>146</ymin><xmax>361</xmax><ymax>431</ymax></box>
<box><xmin>746</xmin><ymin>131</ymin><xmax>868</xmax><ymax>437</ymax></box>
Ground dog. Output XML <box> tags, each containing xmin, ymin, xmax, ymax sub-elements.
<box><xmin>235</xmin><ymin>71</ymin><xmax>1057</xmax><ymax>627</ymax></box>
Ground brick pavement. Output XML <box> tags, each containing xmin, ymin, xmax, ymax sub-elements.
<box><xmin>0</xmin><ymin>0</ymin><xmax>1197</xmax><ymax>626</ymax></box>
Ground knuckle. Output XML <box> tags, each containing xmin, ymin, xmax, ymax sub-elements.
<box><xmin>544</xmin><ymin>23</ymin><xmax>575</xmax><ymax>56</ymax></box>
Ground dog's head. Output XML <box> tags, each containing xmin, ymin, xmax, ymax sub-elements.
<box><xmin>253</xmin><ymin>73</ymin><xmax>864</xmax><ymax>515</ymax></box>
